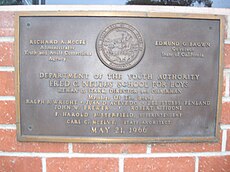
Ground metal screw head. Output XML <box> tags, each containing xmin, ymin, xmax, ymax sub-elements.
<box><xmin>27</xmin><ymin>23</ymin><xmax>31</xmax><ymax>28</ymax></box>
<box><xmin>28</xmin><ymin>125</ymin><xmax>33</xmax><ymax>131</ymax></box>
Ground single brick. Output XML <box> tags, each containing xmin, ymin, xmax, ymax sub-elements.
<box><xmin>225</xmin><ymin>44</ymin><xmax>230</xmax><ymax>68</ymax></box>
<box><xmin>0</xmin><ymin>42</ymin><xmax>14</xmax><ymax>66</ymax></box>
<box><xmin>73</xmin><ymin>143</ymin><xmax>146</xmax><ymax>154</ymax></box>
<box><xmin>0</xmin><ymin>156</ymin><xmax>42</xmax><ymax>172</ymax></box>
<box><xmin>47</xmin><ymin>158</ymin><xmax>118</xmax><ymax>172</ymax></box>
<box><xmin>221</xmin><ymin>102</ymin><xmax>230</xmax><ymax>124</ymax></box>
<box><xmin>227</xmin><ymin>130</ymin><xmax>230</xmax><ymax>151</ymax></box>
<box><xmin>124</xmin><ymin>157</ymin><xmax>195</xmax><ymax>172</ymax></box>
<box><xmin>199</xmin><ymin>156</ymin><xmax>230</xmax><ymax>172</ymax></box>
<box><xmin>0</xmin><ymin>129</ymin><xmax>68</xmax><ymax>152</ymax></box>
<box><xmin>0</xmin><ymin>12</ymin><xmax>15</xmax><ymax>36</ymax></box>
<box><xmin>0</xmin><ymin>72</ymin><xmax>14</xmax><ymax>96</ymax></box>
<box><xmin>152</xmin><ymin>142</ymin><xmax>221</xmax><ymax>153</ymax></box>
<box><xmin>0</xmin><ymin>100</ymin><xmax>16</xmax><ymax>124</ymax></box>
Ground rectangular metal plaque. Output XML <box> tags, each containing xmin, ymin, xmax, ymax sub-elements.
<box><xmin>16</xmin><ymin>12</ymin><xmax>224</xmax><ymax>143</ymax></box>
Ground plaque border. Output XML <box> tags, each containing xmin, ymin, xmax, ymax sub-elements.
<box><xmin>15</xmin><ymin>11</ymin><xmax>224</xmax><ymax>143</ymax></box>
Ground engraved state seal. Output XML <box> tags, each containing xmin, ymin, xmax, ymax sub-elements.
<box><xmin>96</xmin><ymin>23</ymin><xmax>145</xmax><ymax>71</ymax></box>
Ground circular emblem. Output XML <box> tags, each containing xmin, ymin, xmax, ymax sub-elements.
<box><xmin>96</xmin><ymin>23</ymin><xmax>145</xmax><ymax>71</ymax></box>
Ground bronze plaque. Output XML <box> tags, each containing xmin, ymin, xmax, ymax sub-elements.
<box><xmin>16</xmin><ymin>12</ymin><xmax>223</xmax><ymax>143</ymax></box>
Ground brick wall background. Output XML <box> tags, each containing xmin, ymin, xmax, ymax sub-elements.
<box><xmin>0</xmin><ymin>6</ymin><xmax>229</xmax><ymax>172</ymax></box>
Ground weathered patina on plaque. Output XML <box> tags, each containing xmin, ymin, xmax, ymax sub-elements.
<box><xmin>16</xmin><ymin>12</ymin><xmax>223</xmax><ymax>143</ymax></box>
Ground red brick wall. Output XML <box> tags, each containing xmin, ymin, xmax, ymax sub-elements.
<box><xmin>0</xmin><ymin>9</ymin><xmax>229</xmax><ymax>172</ymax></box>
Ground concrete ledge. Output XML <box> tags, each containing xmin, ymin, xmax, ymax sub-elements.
<box><xmin>0</xmin><ymin>5</ymin><xmax>229</xmax><ymax>15</ymax></box>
